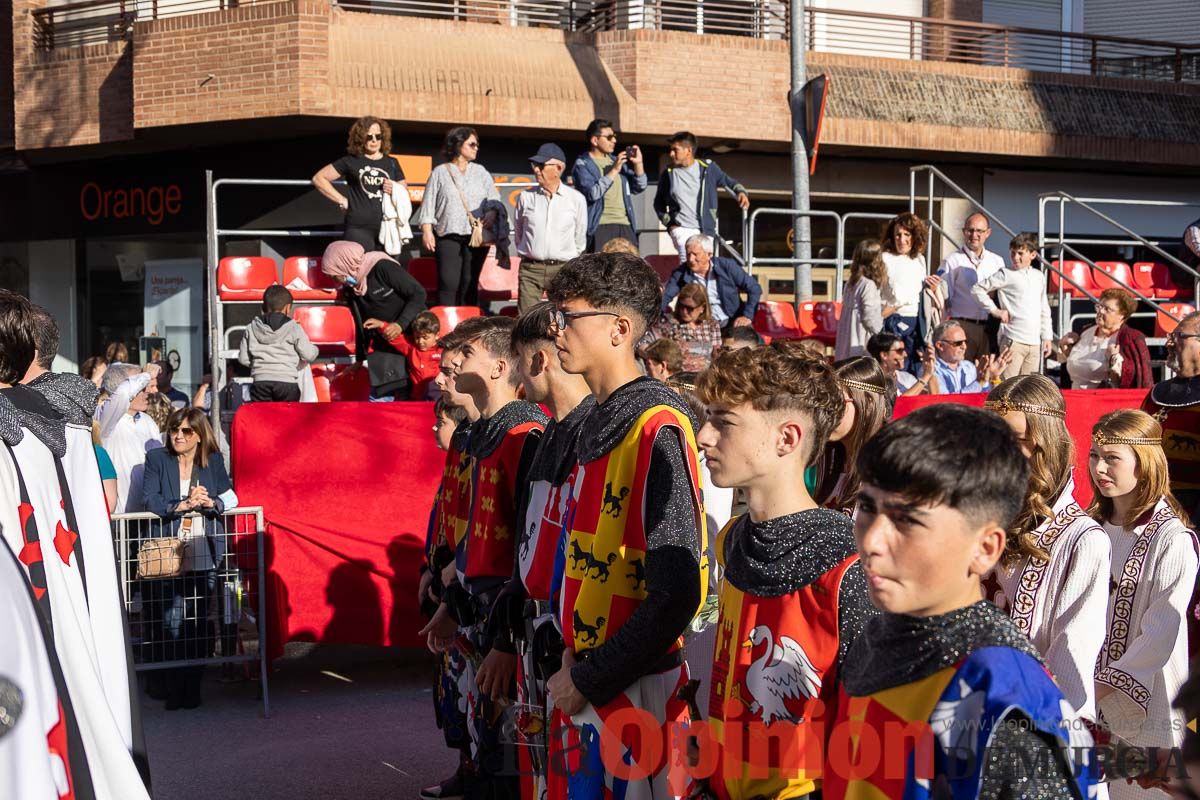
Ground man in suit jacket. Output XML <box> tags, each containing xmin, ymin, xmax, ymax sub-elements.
<box><xmin>661</xmin><ymin>234</ymin><xmax>761</xmax><ymax>328</ymax></box>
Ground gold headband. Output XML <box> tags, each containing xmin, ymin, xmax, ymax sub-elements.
<box><xmin>839</xmin><ymin>378</ymin><xmax>887</xmax><ymax>396</ymax></box>
<box><xmin>984</xmin><ymin>397</ymin><xmax>1066</xmax><ymax>419</ymax></box>
<box><xmin>1093</xmin><ymin>430</ymin><xmax>1161</xmax><ymax>447</ymax></box>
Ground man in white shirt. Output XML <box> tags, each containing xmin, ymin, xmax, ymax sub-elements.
<box><xmin>926</xmin><ymin>212</ymin><xmax>1006</xmax><ymax>361</ymax></box>
<box><xmin>969</xmin><ymin>233</ymin><xmax>1054</xmax><ymax>379</ymax></box>
<box><xmin>514</xmin><ymin>143</ymin><xmax>588</xmax><ymax>312</ymax></box>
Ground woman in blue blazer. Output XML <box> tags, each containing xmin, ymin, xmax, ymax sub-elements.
<box><xmin>142</xmin><ymin>408</ymin><xmax>236</xmax><ymax>710</ymax></box>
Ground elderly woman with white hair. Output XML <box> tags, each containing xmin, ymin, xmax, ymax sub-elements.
<box><xmin>95</xmin><ymin>363</ymin><xmax>163</xmax><ymax>512</ymax></box>
<box><xmin>660</xmin><ymin>233</ymin><xmax>762</xmax><ymax>328</ymax></box>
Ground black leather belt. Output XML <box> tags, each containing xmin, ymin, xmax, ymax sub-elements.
<box><xmin>575</xmin><ymin>647</ymin><xmax>684</xmax><ymax>676</ymax></box>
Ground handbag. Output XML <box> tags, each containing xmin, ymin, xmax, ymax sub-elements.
<box><xmin>136</xmin><ymin>471</ymin><xmax>219</xmax><ymax>579</ymax></box>
<box><xmin>446</xmin><ymin>164</ymin><xmax>494</xmax><ymax>247</ymax></box>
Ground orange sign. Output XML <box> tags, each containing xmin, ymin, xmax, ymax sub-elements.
<box><xmin>80</xmin><ymin>181</ymin><xmax>182</xmax><ymax>226</ymax></box>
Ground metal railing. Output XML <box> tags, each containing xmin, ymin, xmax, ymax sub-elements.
<box><xmin>32</xmin><ymin>0</ymin><xmax>285</xmax><ymax>49</ymax></box>
<box><xmin>113</xmin><ymin>506</ymin><xmax>270</xmax><ymax>717</ymax></box>
<box><xmin>35</xmin><ymin>0</ymin><xmax>1200</xmax><ymax>85</ymax></box>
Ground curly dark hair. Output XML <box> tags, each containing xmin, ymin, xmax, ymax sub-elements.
<box><xmin>882</xmin><ymin>212</ymin><xmax>928</xmax><ymax>258</ymax></box>
<box><xmin>443</xmin><ymin>126</ymin><xmax>478</xmax><ymax>162</ymax></box>
<box><xmin>347</xmin><ymin>116</ymin><xmax>392</xmax><ymax>157</ymax></box>
<box><xmin>547</xmin><ymin>253</ymin><xmax>662</xmax><ymax>338</ymax></box>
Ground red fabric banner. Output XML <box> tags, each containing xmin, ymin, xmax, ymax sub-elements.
<box><xmin>231</xmin><ymin>402</ymin><xmax>445</xmax><ymax>659</ymax></box>
<box><xmin>894</xmin><ymin>389</ymin><xmax>1150</xmax><ymax>508</ymax></box>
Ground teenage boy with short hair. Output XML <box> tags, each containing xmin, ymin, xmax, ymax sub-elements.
<box><xmin>822</xmin><ymin>405</ymin><xmax>1096</xmax><ymax>798</ymax></box>
<box><xmin>442</xmin><ymin>316</ymin><xmax>547</xmax><ymax>800</ymax></box>
<box><xmin>490</xmin><ymin>301</ymin><xmax>597</xmax><ymax>800</ymax></box>
<box><xmin>419</xmin><ymin>320</ymin><xmax>488</xmax><ymax>800</ymax></box>
<box><xmin>694</xmin><ymin>343</ymin><xmax>876</xmax><ymax>800</ymax></box>
<box><xmin>545</xmin><ymin>252</ymin><xmax>709</xmax><ymax>800</ymax></box>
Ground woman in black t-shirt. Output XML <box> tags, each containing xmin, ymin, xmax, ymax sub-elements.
<box><xmin>313</xmin><ymin>116</ymin><xmax>407</xmax><ymax>252</ymax></box>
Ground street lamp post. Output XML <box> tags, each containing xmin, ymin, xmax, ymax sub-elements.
<box><xmin>790</xmin><ymin>0</ymin><xmax>812</xmax><ymax>304</ymax></box>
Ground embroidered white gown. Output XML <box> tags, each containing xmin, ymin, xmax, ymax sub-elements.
<box><xmin>1098</xmin><ymin>499</ymin><xmax>1198</xmax><ymax>800</ymax></box>
<box><xmin>984</xmin><ymin>473</ymin><xmax>1112</xmax><ymax>723</ymax></box>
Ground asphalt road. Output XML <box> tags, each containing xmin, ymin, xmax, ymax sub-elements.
<box><xmin>142</xmin><ymin>645</ymin><xmax>455</xmax><ymax>800</ymax></box>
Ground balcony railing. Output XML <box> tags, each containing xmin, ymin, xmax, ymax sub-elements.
<box><xmin>30</xmin><ymin>0</ymin><xmax>1200</xmax><ymax>86</ymax></box>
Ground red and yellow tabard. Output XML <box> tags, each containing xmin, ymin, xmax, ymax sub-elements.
<box><xmin>439</xmin><ymin>441</ymin><xmax>473</xmax><ymax>553</ymax></box>
<box><xmin>519</xmin><ymin>476</ymin><xmax>571</xmax><ymax>602</ymax></box>
<box><xmin>709</xmin><ymin>522</ymin><xmax>855</xmax><ymax>800</ymax></box>
<box><xmin>460</xmin><ymin>421</ymin><xmax>543</xmax><ymax>582</ymax></box>
<box><xmin>1143</xmin><ymin>398</ymin><xmax>1200</xmax><ymax>491</ymax></box>
<box><xmin>558</xmin><ymin>406</ymin><xmax>708</xmax><ymax>656</ymax></box>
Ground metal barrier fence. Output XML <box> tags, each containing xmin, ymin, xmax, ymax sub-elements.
<box><xmin>112</xmin><ymin>506</ymin><xmax>270</xmax><ymax>717</ymax></box>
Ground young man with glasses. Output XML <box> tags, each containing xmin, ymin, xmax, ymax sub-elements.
<box><xmin>1144</xmin><ymin>309</ymin><xmax>1200</xmax><ymax>521</ymax></box>
<box><xmin>514</xmin><ymin>143</ymin><xmax>588</xmax><ymax>313</ymax></box>
<box><xmin>930</xmin><ymin>320</ymin><xmax>1011</xmax><ymax>394</ymax></box>
<box><xmin>543</xmin><ymin>252</ymin><xmax>708</xmax><ymax>800</ymax></box>
<box><xmin>571</xmin><ymin>119</ymin><xmax>647</xmax><ymax>253</ymax></box>
<box><xmin>926</xmin><ymin>212</ymin><xmax>1006</xmax><ymax>360</ymax></box>
<box><xmin>866</xmin><ymin>331</ymin><xmax>940</xmax><ymax>396</ymax></box>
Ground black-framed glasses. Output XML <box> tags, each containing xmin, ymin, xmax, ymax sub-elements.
<box><xmin>1168</xmin><ymin>331</ymin><xmax>1200</xmax><ymax>342</ymax></box>
<box><xmin>366</xmin><ymin>133</ymin><xmax>383</xmax><ymax>142</ymax></box>
<box><xmin>601</xmin><ymin>133</ymin><xmax>618</xmax><ymax>141</ymax></box>
<box><xmin>889</xmin><ymin>346</ymin><xmax>907</xmax><ymax>354</ymax></box>
<box><xmin>941</xmin><ymin>339</ymin><xmax>969</xmax><ymax>347</ymax></box>
<box><xmin>173</xmin><ymin>427</ymin><xmax>197</xmax><ymax>436</ymax></box>
<box><xmin>678</xmin><ymin>303</ymin><xmax>702</xmax><ymax>312</ymax></box>
<box><xmin>551</xmin><ymin>309</ymin><xmax>619</xmax><ymax>332</ymax></box>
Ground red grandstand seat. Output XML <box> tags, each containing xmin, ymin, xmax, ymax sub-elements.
<box><xmin>796</xmin><ymin>302</ymin><xmax>819</xmax><ymax>338</ymax></box>
<box><xmin>217</xmin><ymin>256</ymin><xmax>278</xmax><ymax>301</ymax></box>
<box><xmin>430</xmin><ymin>306</ymin><xmax>483</xmax><ymax>334</ymax></box>
<box><xmin>479</xmin><ymin>252</ymin><xmax>520</xmax><ymax>302</ymax></box>
<box><xmin>1092</xmin><ymin>261</ymin><xmax>1133</xmax><ymax>293</ymax></box>
<box><xmin>293</xmin><ymin>306</ymin><xmax>356</xmax><ymax>357</ymax></box>
<box><xmin>497</xmin><ymin>305</ymin><xmax>519</xmax><ymax>318</ymax></box>
<box><xmin>407</xmin><ymin>257</ymin><xmax>439</xmax><ymax>294</ymax></box>
<box><xmin>1155</xmin><ymin>303</ymin><xmax>1197</xmax><ymax>338</ymax></box>
<box><xmin>310</xmin><ymin>363</ymin><xmax>371</xmax><ymax>402</ymax></box>
<box><xmin>1048</xmin><ymin>260</ymin><xmax>1094</xmax><ymax>298</ymax></box>
<box><xmin>282</xmin><ymin>257</ymin><xmax>339</xmax><ymax>301</ymax></box>
<box><xmin>813</xmin><ymin>301</ymin><xmax>841</xmax><ymax>345</ymax></box>
<box><xmin>645</xmin><ymin>255</ymin><xmax>681</xmax><ymax>283</ymax></box>
<box><xmin>754</xmin><ymin>301</ymin><xmax>802</xmax><ymax>340</ymax></box>
<box><xmin>1133</xmin><ymin>262</ymin><xmax>1192</xmax><ymax>299</ymax></box>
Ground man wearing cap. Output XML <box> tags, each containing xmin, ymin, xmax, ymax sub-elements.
<box><xmin>515</xmin><ymin>144</ymin><xmax>588</xmax><ymax>313</ymax></box>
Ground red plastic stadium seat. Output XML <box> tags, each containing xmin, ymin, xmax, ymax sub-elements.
<box><xmin>282</xmin><ymin>257</ymin><xmax>339</xmax><ymax>301</ymax></box>
<box><xmin>1048</xmin><ymin>260</ymin><xmax>1094</xmax><ymax>298</ymax></box>
<box><xmin>644</xmin><ymin>255</ymin><xmax>681</xmax><ymax>283</ymax></box>
<box><xmin>311</xmin><ymin>364</ymin><xmax>370</xmax><ymax>402</ymax></box>
<box><xmin>407</xmin><ymin>257</ymin><xmax>439</xmax><ymax>294</ymax></box>
<box><xmin>813</xmin><ymin>301</ymin><xmax>841</xmax><ymax>345</ymax></box>
<box><xmin>217</xmin><ymin>256</ymin><xmax>279</xmax><ymax>301</ymax></box>
<box><xmin>754</xmin><ymin>301</ymin><xmax>802</xmax><ymax>340</ymax></box>
<box><xmin>497</xmin><ymin>305</ymin><xmax>519</xmax><ymax>318</ymax></box>
<box><xmin>294</xmin><ymin>306</ymin><xmax>356</xmax><ymax>357</ymax></box>
<box><xmin>1155</xmin><ymin>303</ymin><xmax>1197</xmax><ymax>338</ymax></box>
<box><xmin>1133</xmin><ymin>262</ymin><xmax>1192</xmax><ymax>299</ymax></box>
<box><xmin>1092</xmin><ymin>261</ymin><xmax>1133</xmax><ymax>293</ymax></box>
<box><xmin>796</xmin><ymin>302</ymin><xmax>818</xmax><ymax>338</ymax></box>
<box><xmin>479</xmin><ymin>252</ymin><xmax>520</xmax><ymax>302</ymax></box>
<box><xmin>430</xmin><ymin>306</ymin><xmax>483</xmax><ymax>334</ymax></box>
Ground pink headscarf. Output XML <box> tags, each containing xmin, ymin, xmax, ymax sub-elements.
<box><xmin>321</xmin><ymin>240</ymin><xmax>392</xmax><ymax>296</ymax></box>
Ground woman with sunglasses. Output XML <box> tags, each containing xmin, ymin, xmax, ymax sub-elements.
<box><xmin>313</xmin><ymin>116</ymin><xmax>406</xmax><ymax>253</ymax></box>
<box><xmin>142</xmin><ymin>408</ymin><xmax>237</xmax><ymax>710</ymax></box>
<box><xmin>1060</xmin><ymin>288</ymin><xmax>1152</xmax><ymax>389</ymax></box>
<box><xmin>639</xmin><ymin>282</ymin><xmax>723</xmax><ymax>373</ymax></box>
<box><xmin>414</xmin><ymin>126</ymin><xmax>505</xmax><ymax>306</ymax></box>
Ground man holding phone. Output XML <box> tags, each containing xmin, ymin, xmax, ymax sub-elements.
<box><xmin>570</xmin><ymin>118</ymin><xmax>647</xmax><ymax>253</ymax></box>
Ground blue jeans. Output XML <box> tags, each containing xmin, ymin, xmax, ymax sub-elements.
<box><xmin>885</xmin><ymin>314</ymin><xmax>920</xmax><ymax>373</ymax></box>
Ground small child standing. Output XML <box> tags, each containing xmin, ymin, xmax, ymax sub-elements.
<box><xmin>970</xmin><ymin>232</ymin><xmax>1054</xmax><ymax>379</ymax></box>
<box><xmin>237</xmin><ymin>285</ymin><xmax>319</xmax><ymax>402</ymax></box>
<box><xmin>389</xmin><ymin>310</ymin><xmax>443</xmax><ymax>400</ymax></box>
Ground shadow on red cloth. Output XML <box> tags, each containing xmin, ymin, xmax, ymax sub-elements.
<box><xmin>231</xmin><ymin>402</ymin><xmax>445</xmax><ymax>660</ymax></box>
<box><xmin>894</xmin><ymin>388</ymin><xmax>1150</xmax><ymax>508</ymax></box>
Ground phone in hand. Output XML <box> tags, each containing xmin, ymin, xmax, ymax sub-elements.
<box><xmin>625</xmin><ymin>146</ymin><xmax>636</xmax><ymax>159</ymax></box>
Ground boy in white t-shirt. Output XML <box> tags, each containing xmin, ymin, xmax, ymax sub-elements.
<box><xmin>970</xmin><ymin>233</ymin><xmax>1053</xmax><ymax>379</ymax></box>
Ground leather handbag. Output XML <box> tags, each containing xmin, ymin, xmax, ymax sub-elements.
<box><xmin>137</xmin><ymin>537</ymin><xmax>185</xmax><ymax>579</ymax></box>
<box><xmin>446</xmin><ymin>164</ymin><xmax>493</xmax><ymax>247</ymax></box>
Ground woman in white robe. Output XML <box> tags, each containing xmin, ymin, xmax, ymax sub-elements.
<box><xmin>95</xmin><ymin>365</ymin><xmax>161</xmax><ymax>513</ymax></box>
<box><xmin>1088</xmin><ymin>409</ymin><xmax>1198</xmax><ymax>799</ymax></box>
<box><xmin>983</xmin><ymin>374</ymin><xmax>1112</xmax><ymax>724</ymax></box>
